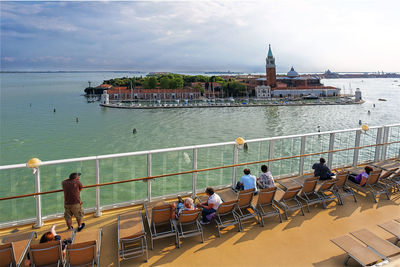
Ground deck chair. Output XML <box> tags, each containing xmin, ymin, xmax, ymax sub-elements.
<box><xmin>331</xmin><ymin>235</ymin><xmax>385</xmax><ymax>266</ymax></box>
<box><xmin>254</xmin><ymin>187</ymin><xmax>282</xmax><ymax>227</ymax></box>
<box><xmin>0</xmin><ymin>231</ymin><xmax>36</xmax><ymax>267</ymax></box>
<box><xmin>145</xmin><ymin>202</ymin><xmax>178</xmax><ymax>250</ymax></box>
<box><xmin>217</xmin><ymin>188</ymin><xmax>238</xmax><ymax>202</ymax></box>
<box><xmin>348</xmin><ymin>169</ymin><xmax>390</xmax><ymax>203</ymax></box>
<box><xmin>316</xmin><ymin>178</ymin><xmax>339</xmax><ymax>208</ymax></box>
<box><xmin>334</xmin><ymin>171</ymin><xmax>357</xmax><ymax>204</ymax></box>
<box><xmin>214</xmin><ymin>200</ymin><xmax>241</xmax><ymax>237</ymax></box>
<box><xmin>173</xmin><ymin>209</ymin><xmax>204</xmax><ymax>248</ymax></box>
<box><xmin>274</xmin><ymin>186</ymin><xmax>304</xmax><ymax>220</ymax></box>
<box><xmin>378</xmin><ymin>220</ymin><xmax>400</xmax><ymax>245</ymax></box>
<box><xmin>296</xmin><ymin>177</ymin><xmax>322</xmax><ymax>212</ymax></box>
<box><xmin>66</xmin><ymin>228</ymin><xmax>102</xmax><ymax>267</ymax></box>
<box><xmin>29</xmin><ymin>240</ymin><xmax>64</xmax><ymax>267</ymax></box>
<box><xmin>235</xmin><ymin>189</ymin><xmax>257</xmax><ymax>226</ymax></box>
<box><xmin>118</xmin><ymin>211</ymin><xmax>147</xmax><ymax>265</ymax></box>
<box><xmin>351</xmin><ymin>228</ymin><xmax>400</xmax><ymax>260</ymax></box>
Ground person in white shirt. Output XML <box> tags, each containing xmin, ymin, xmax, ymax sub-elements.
<box><xmin>197</xmin><ymin>187</ymin><xmax>222</xmax><ymax>224</ymax></box>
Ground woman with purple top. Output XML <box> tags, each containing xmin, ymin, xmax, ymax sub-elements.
<box><xmin>348</xmin><ymin>166</ymin><xmax>373</xmax><ymax>186</ymax></box>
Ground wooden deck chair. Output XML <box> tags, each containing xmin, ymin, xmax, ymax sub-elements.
<box><xmin>118</xmin><ymin>211</ymin><xmax>147</xmax><ymax>265</ymax></box>
<box><xmin>331</xmin><ymin>235</ymin><xmax>385</xmax><ymax>266</ymax></box>
<box><xmin>348</xmin><ymin>169</ymin><xmax>390</xmax><ymax>203</ymax></box>
<box><xmin>254</xmin><ymin>187</ymin><xmax>282</xmax><ymax>227</ymax></box>
<box><xmin>378</xmin><ymin>220</ymin><xmax>400</xmax><ymax>245</ymax></box>
<box><xmin>217</xmin><ymin>188</ymin><xmax>238</xmax><ymax>202</ymax></box>
<box><xmin>144</xmin><ymin>202</ymin><xmax>178</xmax><ymax>250</ymax></box>
<box><xmin>297</xmin><ymin>177</ymin><xmax>322</xmax><ymax>212</ymax></box>
<box><xmin>214</xmin><ymin>200</ymin><xmax>241</xmax><ymax>237</ymax></box>
<box><xmin>235</xmin><ymin>189</ymin><xmax>257</xmax><ymax>225</ymax></box>
<box><xmin>334</xmin><ymin>171</ymin><xmax>357</xmax><ymax>204</ymax></box>
<box><xmin>173</xmin><ymin>209</ymin><xmax>204</xmax><ymax>248</ymax></box>
<box><xmin>351</xmin><ymin>228</ymin><xmax>400</xmax><ymax>260</ymax></box>
<box><xmin>66</xmin><ymin>228</ymin><xmax>102</xmax><ymax>267</ymax></box>
<box><xmin>0</xmin><ymin>231</ymin><xmax>36</xmax><ymax>267</ymax></box>
<box><xmin>274</xmin><ymin>186</ymin><xmax>304</xmax><ymax>220</ymax></box>
<box><xmin>316</xmin><ymin>178</ymin><xmax>339</xmax><ymax>208</ymax></box>
<box><xmin>29</xmin><ymin>240</ymin><xmax>64</xmax><ymax>267</ymax></box>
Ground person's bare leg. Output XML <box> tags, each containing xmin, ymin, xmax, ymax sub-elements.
<box><xmin>50</xmin><ymin>224</ymin><xmax>57</xmax><ymax>236</ymax></box>
<box><xmin>66</xmin><ymin>219</ymin><xmax>72</xmax><ymax>229</ymax></box>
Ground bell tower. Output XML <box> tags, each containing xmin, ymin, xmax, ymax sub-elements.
<box><xmin>266</xmin><ymin>44</ymin><xmax>276</xmax><ymax>88</ymax></box>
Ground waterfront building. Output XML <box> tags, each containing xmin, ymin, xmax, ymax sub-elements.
<box><xmin>105</xmin><ymin>86</ymin><xmax>203</xmax><ymax>100</ymax></box>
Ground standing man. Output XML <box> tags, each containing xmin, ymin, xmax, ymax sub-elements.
<box><xmin>62</xmin><ymin>172</ymin><xmax>85</xmax><ymax>231</ymax></box>
<box><xmin>239</xmin><ymin>168</ymin><xmax>257</xmax><ymax>193</ymax></box>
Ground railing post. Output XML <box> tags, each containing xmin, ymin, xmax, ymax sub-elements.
<box><xmin>299</xmin><ymin>136</ymin><xmax>306</xmax><ymax>175</ymax></box>
<box><xmin>94</xmin><ymin>158</ymin><xmax>102</xmax><ymax>217</ymax></box>
<box><xmin>232</xmin><ymin>145</ymin><xmax>238</xmax><ymax>187</ymax></box>
<box><xmin>34</xmin><ymin>167</ymin><xmax>43</xmax><ymax>228</ymax></box>
<box><xmin>328</xmin><ymin>133</ymin><xmax>335</xmax><ymax>169</ymax></box>
<box><xmin>374</xmin><ymin>127</ymin><xmax>383</xmax><ymax>162</ymax></box>
<box><xmin>353</xmin><ymin>130</ymin><xmax>361</xmax><ymax>167</ymax></box>
<box><xmin>192</xmin><ymin>148</ymin><xmax>197</xmax><ymax>198</ymax></box>
<box><xmin>381</xmin><ymin>126</ymin><xmax>390</xmax><ymax>160</ymax></box>
<box><xmin>147</xmin><ymin>154</ymin><xmax>152</xmax><ymax>202</ymax></box>
<box><xmin>268</xmin><ymin>140</ymin><xmax>274</xmax><ymax>171</ymax></box>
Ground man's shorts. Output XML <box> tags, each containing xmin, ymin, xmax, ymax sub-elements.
<box><xmin>64</xmin><ymin>203</ymin><xmax>84</xmax><ymax>221</ymax></box>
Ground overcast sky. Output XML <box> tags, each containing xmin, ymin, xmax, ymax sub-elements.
<box><xmin>1</xmin><ymin>0</ymin><xmax>399</xmax><ymax>72</ymax></box>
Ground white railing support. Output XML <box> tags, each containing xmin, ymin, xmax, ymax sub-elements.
<box><xmin>299</xmin><ymin>136</ymin><xmax>306</xmax><ymax>175</ymax></box>
<box><xmin>268</xmin><ymin>140</ymin><xmax>274</xmax><ymax>171</ymax></box>
<box><xmin>232</xmin><ymin>145</ymin><xmax>238</xmax><ymax>187</ymax></box>
<box><xmin>353</xmin><ymin>130</ymin><xmax>361</xmax><ymax>167</ymax></box>
<box><xmin>374</xmin><ymin>127</ymin><xmax>383</xmax><ymax>162</ymax></box>
<box><xmin>34</xmin><ymin>167</ymin><xmax>43</xmax><ymax>228</ymax></box>
<box><xmin>381</xmin><ymin>126</ymin><xmax>390</xmax><ymax>160</ymax></box>
<box><xmin>192</xmin><ymin>148</ymin><xmax>198</xmax><ymax>197</ymax></box>
<box><xmin>94</xmin><ymin>158</ymin><xmax>102</xmax><ymax>217</ymax></box>
<box><xmin>328</xmin><ymin>133</ymin><xmax>335</xmax><ymax>169</ymax></box>
<box><xmin>147</xmin><ymin>154</ymin><xmax>152</xmax><ymax>202</ymax></box>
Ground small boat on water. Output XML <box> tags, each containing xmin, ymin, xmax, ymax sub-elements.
<box><xmin>378</xmin><ymin>98</ymin><xmax>387</xmax><ymax>101</ymax></box>
<box><xmin>303</xmin><ymin>94</ymin><xmax>319</xmax><ymax>100</ymax></box>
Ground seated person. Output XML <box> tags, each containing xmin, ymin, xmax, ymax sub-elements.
<box><xmin>257</xmin><ymin>165</ymin><xmax>275</xmax><ymax>189</ymax></box>
<box><xmin>236</xmin><ymin>168</ymin><xmax>257</xmax><ymax>192</ymax></box>
<box><xmin>312</xmin><ymin>157</ymin><xmax>335</xmax><ymax>180</ymax></box>
<box><xmin>348</xmin><ymin>166</ymin><xmax>373</xmax><ymax>186</ymax></box>
<box><xmin>196</xmin><ymin>187</ymin><xmax>222</xmax><ymax>224</ymax></box>
<box><xmin>170</xmin><ymin>197</ymin><xmax>195</xmax><ymax>219</ymax></box>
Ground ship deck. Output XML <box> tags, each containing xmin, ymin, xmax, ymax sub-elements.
<box><xmin>1</xmin><ymin>178</ymin><xmax>400</xmax><ymax>266</ymax></box>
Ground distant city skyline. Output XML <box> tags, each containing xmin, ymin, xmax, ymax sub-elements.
<box><xmin>1</xmin><ymin>1</ymin><xmax>399</xmax><ymax>72</ymax></box>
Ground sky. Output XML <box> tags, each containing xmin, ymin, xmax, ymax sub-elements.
<box><xmin>1</xmin><ymin>0</ymin><xmax>399</xmax><ymax>73</ymax></box>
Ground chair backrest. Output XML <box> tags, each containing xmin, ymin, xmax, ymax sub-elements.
<box><xmin>283</xmin><ymin>186</ymin><xmax>302</xmax><ymax>200</ymax></box>
<box><xmin>179</xmin><ymin>209</ymin><xmax>201</xmax><ymax>224</ymax></box>
<box><xmin>318</xmin><ymin>179</ymin><xmax>338</xmax><ymax>192</ymax></box>
<box><xmin>30</xmin><ymin>240</ymin><xmax>62</xmax><ymax>266</ymax></box>
<box><xmin>335</xmin><ymin>171</ymin><xmax>350</xmax><ymax>187</ymax></box>
<box><xmin>367</xmin><ymin>169</ymin><xmax>382</xmax><ymax>185</ymax></box>
<box><xmin>257</xmin><ymin>187</ymin><xmax>277</xmax><ymax>205</ymax></box>
<box><xmin>151</xmin><ymin>204</ymin><xmax>172</xmax><ymax>224</ymax></box>
<box><xmin>67</xmin><ymin>240</ymin><xmax>96</xmax><ymax>266</ymax></box>
<box><xmin>238</xmin><ymin>189</ymin><xmax>254</xmax><ymax>207</ymax></box>
<box><xmin>0</xmin><ymin>243</ymin><xmax>15</xmax><ymax>267</ymax></box>
<box><xmin>301</xmin><ymin>177</ymin><xmax>318</xmax><ymax>193</ymax></box>
<box><xmin>217</xmin><ymin>200</ymin><xmax>237</xmax><ymax>215</ymax></box>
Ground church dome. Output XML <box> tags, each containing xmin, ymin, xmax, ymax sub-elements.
<box><xmin>287</xmin><ymin>67</ymin><xmax>299</xmax><ymax>78</ymax></box>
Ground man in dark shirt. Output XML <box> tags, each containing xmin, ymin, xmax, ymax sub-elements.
<box><xmin>312</xmin><ymin>158</ymin><xmax>334</xmax><ymax>180</ymax></box>
<box><xmin>62</xmin><ymin>172</ymin><xmax>85</xmax><ymax>231</ymax></box>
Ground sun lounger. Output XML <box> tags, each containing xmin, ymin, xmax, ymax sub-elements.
<box><xmin>214</xmin><ymin>200</ymin><xmax>241</xmax><ymax>237</ymax></box>
<box><xmin>217</xmin><ymin>187</ymin><xmax>238</xmax><ymax>202</ymax></box>
<box><xmin>118</xmin><ymin>211</ymin><xmax>148</xmax><ymax>265</ymax></box>
<box><xmin>296</xmin><ymin>177</ymin><xmax>322</xmax><ymax>212</ymax></box>
<box><xmin>0</xmin><ymin>231</ymin><xmax>36</xmax><ymax>267</ymax></box>
<box><xmin>274</xmin><ymin>186</ymin><xmax>304</xmax><ymax>220</ymax></box>
<box><xmin>253</xmin><ymin>187</ymin><xmax>282</xmax><ymax>226</ymax></box>
<box><xmin>66</xmin><ymin>228</ymin><xmax>102</xmax><ymax>266</ymax></box>
<box><xmin>350</xmin><ymin>228</ymin><xmax>400</xmax><ymax>259</ymax></box>
<box><xmin>334</xmin><ymin>171</ymin><xmax>357</xmax><ymax>204</ymax></box>
<box><xmin>144</xmin><ymin>202</ymin><xmax>178</xmax><ymax>250</ymax></box>
<box><xmin>348</xmin><ymin>169</ymin><xmax>390</xmax><ymax>203</ymax></box>
<box><xmin>173</xmin><ymin>209</ymin><xmax>204</xmax><ymax>248</ymax></box>
<box><xmin>316</xmin><ymin>178</ymin><xmax>339</xmax><ymax>208</ymax></box>
<box><xmin>331</xmin><ymin>235</ymin><xmax>385</xmax><ymax>266</ymax></box>
<box><xmin>233</xmin><ymin>189</ymin><xmax>257</xmax><ymax>227</ymax></box>
<box><xmin>378</xmin><ymin>220</ymin><xmax>400</xmax><ymax>245</ymax></box>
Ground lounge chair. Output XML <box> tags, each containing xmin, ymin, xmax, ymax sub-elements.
<box><xmin>217</xmin><ymin>187</ymin><xmax>238</xmax><ymax>202</ymax></box>
<box><xmin>214</xmin><ymin>200</ymin><xmax>241</xmax><ymax>237</ymax></box>
<box><xmin>316</xmin><ymin>178</ymin><xmax>339</xmax><ymax>208</ymax></box>
<box><xmin>296</xmin><ymin>177</ymin><xmax>322</xmax><ymax>212</ymax></box>
<box><xmin>235</xmin><ymin>189</ymin><xmax>257</xmax><ymax>226</ymax></box>
<box><xmin>348</xmin><ymin>169</ymin><xmax>390</xmax><ymax>203</ymax></box>
<box><xmin>350</xmin><ymin>228</ymin><xmax>400</xmax><ymax>260</ymax></box>
<box><xmin>274</xmin><ymin>186</ymin><xmax>304</xmax><ymax>220</ymax></box>
<box><xmin>118</xmin><ymin>211</ymin><xmax>148</xmax><ymax>265</ymax></box>
<box><xmin>334</xmin><ymin>171</ymin><xmax>357</xmax><ymax>204</ymax></box>
<box><xmin>144</xmin><ymin>202</ymin><xmax>178</xmax><ymax>250</ymax></box>
<box><xmin>253</xmin><ymin>187</ymin><xmax>282</xmax><ymax>226</ymax></box>
<box><xmin>0</xmin><ymin>231</ymin><xmax>36</xmax><ymax>267</ymax></box>
<box><xmin>173</xmin><ymin>209</ymin><xmax>204</xmax><ymax>248</ymax></box>
<box><xmin>66</xmin><ymin>228</ymin><xmax>102</xmax><ymax>266</ymax></box>
<box><xmin>378</xmin><ymin>220</ymin><xmax>400</xmax><ymax>245</ymax></box>
<box><xmin>331</xmin><ymin>235</ymin><xmax>385</xmax><ymax>266</ymax></box>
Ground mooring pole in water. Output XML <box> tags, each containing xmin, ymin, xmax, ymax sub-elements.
<box><xmin>76</xmin><ymin>117</ymin><xmax>79</xmax><ymax>123</ymax></box>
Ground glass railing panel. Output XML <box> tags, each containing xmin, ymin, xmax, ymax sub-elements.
<box><xmin>237</xmin><ymin>140</ymin><xmax>270</xmax><ymax>178</ymax></box>
<box><xmin>0</xmin><ymin>168</ymin><xmax>35</xmax><ymax>223</ymax></box>
<box><xmin>333</xmin><ymin>131</ymin><xmax>356</xmax><ymax>167</ymax></box>
<box><xmin>304</xmin><ymin>134</ymin><xmax>331</xmax><ymax>173</ymax></box>
<box><xmin>151</xmin><ymin>150</ymin><xmax>193</xmax><ymax>198</ymax></box>
<box><xmin>358</xmin><ymin>128</ymin><xmax>378</xmax><ymax>163</ymax></box>
<box><xmin>270</xmin><ymin>137</ymin><xmax>301</xmax><ymax>177</ymax></box>
<box><xmin>99</xmin><ymin>155</ymin><xmax>147</xmax><ymax>206</ymax></box>
<box><xmin>387</xmin><ymin>126</ymin><xmax>400</xmax><ymax>158</ymax></box>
